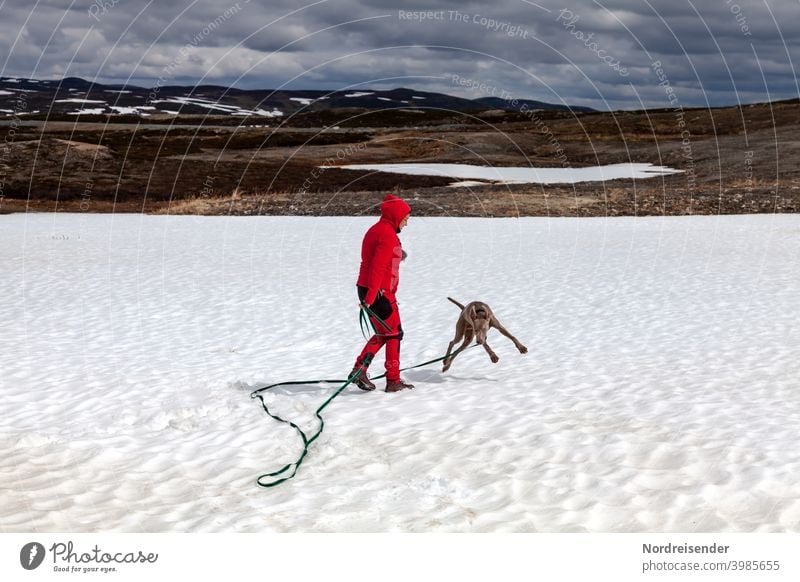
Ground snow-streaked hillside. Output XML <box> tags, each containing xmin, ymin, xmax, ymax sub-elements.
<box><xmin>1</xmin><ymin>213</ymin><xmax>799</xmax><ymax>532</ymax></box>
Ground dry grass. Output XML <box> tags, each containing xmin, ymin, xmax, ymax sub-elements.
<box><xmin>4</xmin><ymin>99</ymin><xmax>800</xmax><ymax>215</ymax></box>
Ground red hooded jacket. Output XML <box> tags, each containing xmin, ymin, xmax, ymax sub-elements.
<box><xmin>358</xmin><ymin>194</ymin><xmax>411</xmax><ymax>305</ymax></box>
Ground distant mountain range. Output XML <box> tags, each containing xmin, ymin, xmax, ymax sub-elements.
<box><xmin>0</xmin><ymin>76</ymin><xmax>595</xmax><ymax>119</ymax></box>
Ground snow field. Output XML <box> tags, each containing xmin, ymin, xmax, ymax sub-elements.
<box><xmin>1</xmin><ymin>213</ymin><xmax>799</xmax><ymax>532</ymax></box>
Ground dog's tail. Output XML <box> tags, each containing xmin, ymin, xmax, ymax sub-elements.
<box><xmin>447</xmin><ymin>297</ymin><xmax>465</xmax><ymax>310</ymax></box>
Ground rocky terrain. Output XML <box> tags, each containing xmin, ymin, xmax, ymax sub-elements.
<box><xmin>1</xmin><ymin>77</ymin><xmax>798</xmax><ymax>217</ymax></box>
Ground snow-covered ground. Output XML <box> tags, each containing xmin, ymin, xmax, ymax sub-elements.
<box><xmin>337</xmin><ymin>162</ymin><xmax>682</xmax><ymax>184</ymax></box>
<box><xmin>1</xmin><ymin>213</ymin><xmax>799</xmax><ymax>533</ymax></box>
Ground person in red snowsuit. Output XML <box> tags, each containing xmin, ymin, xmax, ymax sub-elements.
<box><xmin>350</xmin><ymin>194</ymin><xmax>414</xmax><ymax>393</ymax></box>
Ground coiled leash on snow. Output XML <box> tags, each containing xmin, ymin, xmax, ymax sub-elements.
<box><xmin>250</xmin><ymin>305</ymin><xmax>473</xmax><ymax>488</ymax></box>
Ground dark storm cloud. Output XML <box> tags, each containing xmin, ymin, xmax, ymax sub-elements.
<box><xmin>0</xmin><ymin>0</ymin><xmax>798</xmax><ymax>109</ymax></box>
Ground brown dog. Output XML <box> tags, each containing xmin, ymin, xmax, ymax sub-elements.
<box><xmin>442</xmin><ymin>297</ymin><xmax>528</xmax><ymax>372</ymax></box>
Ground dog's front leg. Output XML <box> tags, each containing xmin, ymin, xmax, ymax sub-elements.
<box><xmin>482</xmin><ymin>340</ymin><xmax>499</xmax><ymax>363</ymax></box>
<box><xmin>492</xmin><ymin>319</ymin><xmax>528</xmax><ymax>354</ymax></box>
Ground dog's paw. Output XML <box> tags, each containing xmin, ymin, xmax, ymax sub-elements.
<box><xmin>490</xmin><ymin>354</ymin><xmax>499</xmax><ymax>363</ymax></box>
<box><xmin>518</xmin><ymin>345</ymin><xmax>528</xmax><ymax>354</ymax></box>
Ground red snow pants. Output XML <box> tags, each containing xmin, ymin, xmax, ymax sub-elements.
<box><xmin>354</xmin><ymin>286</ymin><xmax>403</xmax><ymax>382</ymax></box>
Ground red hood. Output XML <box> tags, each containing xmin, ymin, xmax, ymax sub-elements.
<box><xmin>380</xmin><ymin>194</ymin><xmax>411</xmax><ymax>230</ymax></box>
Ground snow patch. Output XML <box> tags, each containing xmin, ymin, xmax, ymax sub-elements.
<box><xmin>250</xmin><ymin>108</ymin><xmax>283</xmax><ymax>117</ymax></box>
<box><xmin>336</xmin><ymin>162</ymin><xmax>683</xmax><ymax>185</ymax></box>
<box><xmin>67</xmin><ymin>108</ymin><xmax>107</xmax><ymax>115</ymax></box>
<box><xmin>344</xmin><ymin>91</ymin><xmax>374</xmax><ymax>98</ymax></box>
<box><xmin>151</xmin><ymin>96</ymin><xmax>282</xmax><ymax>117</ymax></box>
<box><xmin>153</xmin><ymin>97</ymin><xmax>242</xmax><ymax>113</ymax></box>
<box><xmin>108</xmin><ymin>105</ymin><xmax>157</xmax><ymax>115</ymax></box>
<box><xmin>108</xmin><ymin>106</ymin><xmax>138</xmax><ymax>115</ymax></box>
<box><xmin>448</xmin><ymin>180</ymin><xmax>490</xmax><ymax>188</ymax></box>
<box><xmin>55</xmin><ymin>98</ymin><xmax>107</xmax><ymax>104</ymax></box>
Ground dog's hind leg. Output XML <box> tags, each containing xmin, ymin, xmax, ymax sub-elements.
<box><xmin>442</xmin><ymin>319</ymin><xmax>466</xmax><ymax>372</ymax></box>
<box><xmin>443</xmin><ymin>329</ymin><xmax>473</xmax><ymax>372</ymax></box>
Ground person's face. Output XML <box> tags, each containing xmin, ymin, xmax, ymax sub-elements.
<box><xmin>399</xmin><ymin>214</ymin><xmax>409</xmax><ymax>231</ymax></box>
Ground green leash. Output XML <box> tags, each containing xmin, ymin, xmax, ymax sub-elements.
<box><xmin>359</xmin><ymin>301</ymin><xmax>393</xmax><ymax>339</ymax></box>
<box><xmin>250</xmin><ymin>372</ymin><xmax>360</xmax><ymax>488</ymax></box>
<box><xmin>250</xmin><ymin>316</ymin><xmax>474</xmax><ymax>488</ymax></box>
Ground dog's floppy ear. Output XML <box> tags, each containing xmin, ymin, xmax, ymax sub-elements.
<box><xmin>469</xmin><ymin>305</ymin><xmax>477</xmax><ymax>321</ymax></box>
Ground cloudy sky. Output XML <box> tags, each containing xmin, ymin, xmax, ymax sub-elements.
<box><xmin>1</xmin><ymin>0</ymin><xmax>798</xmax><ymax>110</ymax></box>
